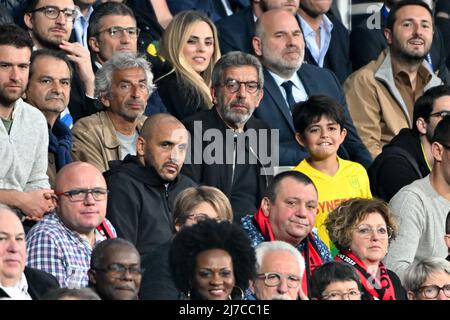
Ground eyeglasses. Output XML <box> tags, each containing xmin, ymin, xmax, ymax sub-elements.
<box><xmin>55</xmin><ymin>188</ymin><xmax>108</xmax><ymax>202</ymax></box>
<box><xmin>94</xmin><ymin>263</ymin><xmax>144</xmax><ymax>276</ymax></box>
<box><xmin>416</xmin><ymin>284</ymin><xmax>450</xmax><ymax>299</ymax></box>
<box><xmin>29</xmin><ymin>6</ymin><xmax>78</xmax><ymax>22</ymax></box>
<box><xmin>256</xmin><ymin>272</ymin><xmax>301</xmax><ymax>288</ymax></box>
<box><xmin>221</xmin><ymin>79</ymin><xmax>260</xmax><ymax>94</ymax></box>
<box><xmin>186</xmin><ymin>213</ymin><xmax>211</xmax><ymax>223</ymax></box>
<box><xmin>429</xmin><ymin>110</ymin><xmax>450</xmax><ymax>118</ymax></box>
<box><xmin>353</xmin><ymin>225</ymin><xmax>393</xmax><ymax>239</ymax></box>
<box><xmin>96</xmin><ymin>26</ymin><xmax>141</xmax><ymax>38</ymax></box>
<box><xmin>321</xmin><ymin>290</ymin><xmax>362</xmax><ymax>300</ymax></box>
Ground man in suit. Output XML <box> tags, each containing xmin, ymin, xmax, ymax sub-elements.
<box><xmin>252</xmin><ymin>9</ymin><xmax>371</xmax><ymax>167</ymax></box>
<box><xmin>0</xmin><ymin>204</ymin><xmax>59</xmax><ymax>300</ymax></box>
<box><xmin>297</xmin><ymin>0</ymin><xmax>351</xmax><ymax>84</ymax></box>
<box><xmin>216</xmin><ymin>0</ymin><xmax>300</xmax><ymax>54</ymax></box>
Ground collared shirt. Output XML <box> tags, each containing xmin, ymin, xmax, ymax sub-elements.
<box><xmin>0</xmin><ymin>273</ymin><xmax>32</xmax><ymax>300</ymax></box>
<box><xmin>299</xmin><ymin>14</ymin><xmax>333</xmax><ymax>68</ymax></box>
<box><xmin>26</xmin><ymin>213</ymin><xmax>116</xmax><ymax>288</ymax></box>
<box><xmin>268</xmin><ymin>70</ymin><xmax>308</xmax><ymax>112</ymax></box>
<box><xmin>392</xmin><ymin>63</ymin><xmax>432</xmax><ymax>120</ymax></box>
<box><xmin>73</xmin><ymin>6</ymin><xmax>94</xmax><ymax>48</ymax></box>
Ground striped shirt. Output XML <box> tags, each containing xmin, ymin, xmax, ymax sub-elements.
<box><xmin>26</xmin><ymin>213</ymin><xmax>116</xmax><ymax>288</ymax></box>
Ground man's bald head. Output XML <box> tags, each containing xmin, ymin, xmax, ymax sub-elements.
<box><xmin>254</xmin><ymin>9</ymin><xmax>304</xmax><ymax>79</ymax></box>
<box><xmin>54</xmin><ymin>162</ymin><xmax>107</xmax><ymax>237</ymax></box>
<box><xmin>137</xmin><ymin>114</ymin><xmax>189</xmax><ymax>181</ymax></box>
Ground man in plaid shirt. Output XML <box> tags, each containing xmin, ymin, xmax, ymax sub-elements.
<box><xmin>25</xmin><ymin>162</ymin><xmax>116</xmax><ymax>288</ymax></box>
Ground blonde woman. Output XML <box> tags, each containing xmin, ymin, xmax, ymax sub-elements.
<box><xmin>156</xmin><ymin>10</ymin><xmax>221</xmax><ymax>120</ymax></box>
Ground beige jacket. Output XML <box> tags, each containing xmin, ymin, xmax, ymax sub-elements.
<box><xmin>344</xmin><ymin>50</ymin><xmax>442</xmax><ymax>158</ymax></box>
<box><xmin>71</xmin><ymin>111</ymin><xmax>146</xmax><ymax>173</ymax></box>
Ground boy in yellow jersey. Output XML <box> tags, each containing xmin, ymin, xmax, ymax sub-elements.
<box><xmin>292</xmin><ymin>95</ymin><xmax>372</xmax><ymax>256</ymax></box>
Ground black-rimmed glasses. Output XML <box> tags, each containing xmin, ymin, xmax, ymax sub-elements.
<box><xmin>416</xmin><ymin>284</ymin><xmax>450</xmax><ymax>299</ymax></box>
<box><xmin>55</xmin><ymin>188</ymin><xmax>108</xmax><ymax>202</ymax></box>
<box><xmin>29</xmin><ymin>6</ymin><xmax>78</xmax><ymax>22</ymax></box>
<box><xmin>221</xmin><ymin>79</ymin><xmax>260</xmax><ymax>94</ymax></box>
<box><xmin>94</xmin><ymin>263</ymin><xmax>144</xmax><ymax>276</ymax></box>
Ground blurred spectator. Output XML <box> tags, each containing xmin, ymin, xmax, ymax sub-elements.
<box><xmin>42</xmin><ymin>287</ymin><xmax>100</xmax><ymax>300</ymax></box>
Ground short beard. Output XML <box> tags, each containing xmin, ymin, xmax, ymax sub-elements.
<box><xmin>32</xmin><ymin>31</ymin><xmax>64</xmax><ymax>50</ymax></box>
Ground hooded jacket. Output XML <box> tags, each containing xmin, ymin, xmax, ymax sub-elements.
<box><xmin>104</xmin><ymin>155</ymin><xmax>196</xmax><ymax>255</ymax></box>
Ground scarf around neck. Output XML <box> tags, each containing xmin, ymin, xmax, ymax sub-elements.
<box><xmin>335</xmin><ymin>249</ymin><xmax>397</xmax><ymax>300</ymax></box>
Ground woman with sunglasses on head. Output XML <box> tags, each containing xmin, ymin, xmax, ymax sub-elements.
<box><xmin>325</xmin><ymin>198</ymin><xmax>406</xmax><ymax>300</ymax></box>
<box><xmin>156</xmin><ymin>10</ymin><xmax>221</xmax><ymax>120</ymax></box>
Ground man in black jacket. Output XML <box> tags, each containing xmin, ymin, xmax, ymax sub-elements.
<box><xmin>182</xmin><ymin>51</ymin><xmax>273</xmax><ymax>223</ymax></box>
<box><xmin>104</xmin><ymin>114</ymin><xmax>196</xmax><ymax>256</ymax></box>
<box><xmin>0</xmin><ymin>204</ymin><xmax>59</xmax><ymax>300</ymax></box>
<box><xmin>369</xmin><ymin>85</ymin><xmax>450</xmax><ymax>201</ymax></box>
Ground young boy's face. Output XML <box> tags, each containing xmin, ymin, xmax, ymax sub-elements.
<box><xmin>295</xmin><ymin>115</ymin><xmax>347</xmax><ymax>160</ymax></box>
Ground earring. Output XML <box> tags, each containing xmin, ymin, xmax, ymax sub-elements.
<box><xmin>230</xmin><ymin>286</ymin><xmax>245</xmax><ymax>300</ymax></box>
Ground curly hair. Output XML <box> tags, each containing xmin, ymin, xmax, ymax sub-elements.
<box><xmin>169</xmin><ymin>219</ymin><xmax>256</xmax><ymax>300</ymax></box>
<box><xmin>325</xmin><ymin>198</ymin><xmax>398</xmax><ymax>252</ymax></box>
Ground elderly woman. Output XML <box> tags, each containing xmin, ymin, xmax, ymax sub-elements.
<box><xmin>140</xmin><ymin>187</ymin><xmax>233</xmax><ymax>299</ymax></box>
<box><xmin>403</xmin><ymin>257</ymin><xmax>450</xmax><ymax>300</ymax></box>
<box><xmin>156</xmin><ymin>10</ymin><xmax>221</xmax><ymax>120</ymax></box>
<box><xmin>325</xmin><ymin>198</ymin><xmax>406</xmax><ymax>300</ymax></box>
<box><xmin>169</xmin><ymin>219</ymin><xmax>256</xmax><ymax>300</ymax></box>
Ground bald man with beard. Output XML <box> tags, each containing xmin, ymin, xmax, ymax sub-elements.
<box><xmin>104</xmin><ymin>113</ymin><xmax>196</xmax><ymax>256</ymax></box>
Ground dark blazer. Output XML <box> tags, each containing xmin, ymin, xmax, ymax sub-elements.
<box><xmin>0</xmin><ymin>267</ymin><xmax>59</xmax><ymax>300</ymax></box>
<box><xmin>254</xmin><ymin>64</ymin><xmax>372</xmax><ymax>168</ymax></box>
<box><xmin>300</xmin><ymin>13</ymin><xmax>352</xmax><ymax>84</ymax></box>
<box><xmin>182</xmin><ymin>108</ymin><xmax>271</xmax><ymax>221</ymax></box>
<box><xmin>350</xmin><ymin>8</ymin><xmax>448</xmax><ymax>81</ymax></box>
<box><xmin>216</xmin><ymin>6</ymin><xmax>255</xmax><ymax>54</ymax></box>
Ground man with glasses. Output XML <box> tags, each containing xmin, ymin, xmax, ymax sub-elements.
<box><xmin>88</xmin><ymin>238</ymin><xmax>142</xmax><ymax>300</ymax></box>
<box><xmin>241</xmin><ymin>171</ymin><xmax>331</xmax><ymax>298</ymax></box>
<box><xmin>182</xmin><ymin>51</ymin><xmax>272</xmax><ymax>223</ymax></box>
<box><xmin>249</xmin><ymin>240</ymin><xmax>306</xmax><ymax>300</ymax></box>
<box><xmin>386</xmin><ymin>115</ymin><xmax>450</xmax><ymax>278</ymax></box>
<box><xmin>24</xmin><ymin>0</ymin><xmax>99</xmax><ymax>123</ymax></box>
<box><xmin>403</xmin><ymin>257</ymin><xmax>450</xmax><ymax>300</ymax></box>
<box><xmin>26</xmin><ymin>161</ymin><xmax>116</xmax><ymax>288</ymax></box>
<box><xmin>369</xmin><ymin>85</ymin><xmax>450</xmax><ymax>201</ymax></box>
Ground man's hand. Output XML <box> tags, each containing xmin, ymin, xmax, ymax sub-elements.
<box><xmin>19</xmin><ymin>189</ymin><xmax>55</xmax><ymax>220</ymax></box>
<box><xmin>59</xmin><ymin>40</ymin><xmax>95</xmax><ymax>97</ymax></box>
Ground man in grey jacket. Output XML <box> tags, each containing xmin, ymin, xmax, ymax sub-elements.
<box><xmin>386</xmin><ymin>115</ymin><xmax>450</xmax><ymax>277</ymax></box>
<box><xmin>0</xmin><ymin>24</ymin><xmax>54</xmax><ymax>223</ymax></box>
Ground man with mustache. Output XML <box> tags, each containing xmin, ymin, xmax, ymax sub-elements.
<box><xmin>241</xmin><ymin>170</ymin><xmax>331</xmax><ymax>298</ymax></box>
<box><xmin>72</xmin><ymin>52</ymin><xmax>151</xmax><ymax>173</ymax></box>
<box><xmin>252</xmin><ymin>9</ymin><xmax>371</xmax><ymax>168</ymax></box>
<box><xmin>104</xmin><ymin>113</ymin><xmax>196</xmax><ymax>255</ymax></box>
<box><xmin>88</xmin><ymin>238</ymin><xmax>142</xmax><ymax>300</ymax></box>
<box><xmin>25</xmin><ymin>49</ymin><xmax>73</xmax><ymax>189</ymax></box>
<box><xmin>344</xmin><ymin>0</ymin><xmax>443</xmax><ymax>159</ymax></box>
<box><xmin>182</xmin><ymin>51</ymin><xmax>271</xmax><ymax>223</ymax></box>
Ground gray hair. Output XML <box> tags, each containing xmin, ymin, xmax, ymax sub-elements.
<box><xmin>95</xmin><ymin>52</ymin><xmax>155</xmax><ymax>99</ymax></box>
<box><xmin>255</xmin><ymin>241</ymin><xmax>305</xmax><ymax>277</ymax></box>
<box><xmin>402</xmin><ymin>257</ymin><xmax>450</xmax><ymax>293</ymax></box>
<box><xmin>211</xmin><ymin>51</ymin><xmax>264</xmax><ymax>89</ymax></box>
